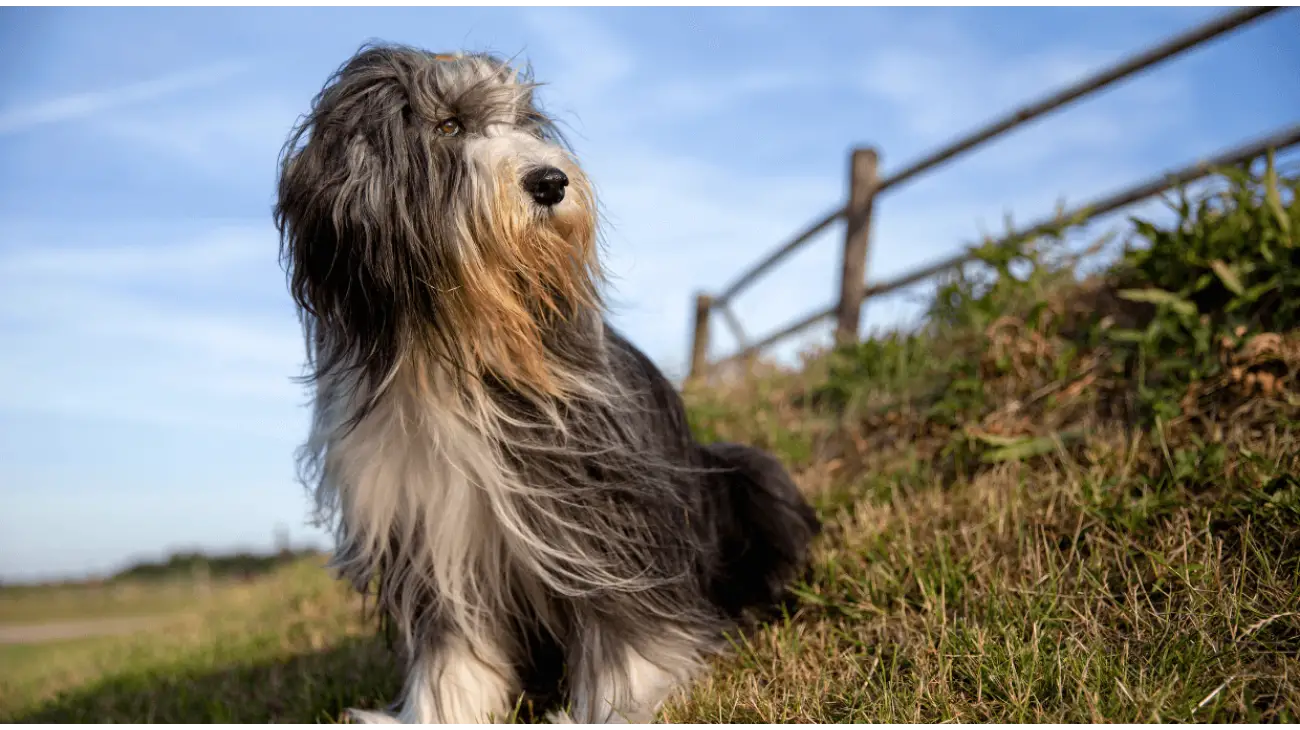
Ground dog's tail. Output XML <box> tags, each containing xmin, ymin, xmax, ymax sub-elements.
<box><xmin>701</xmin><ymin>442</ymin><xmax>821</xmax><ymax>621</ymax></box>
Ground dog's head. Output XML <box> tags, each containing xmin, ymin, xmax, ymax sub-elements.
<box><xmin>275</xmin><ymin>45</ymin><xmax>601</xmax><ymax>399</ymax></box>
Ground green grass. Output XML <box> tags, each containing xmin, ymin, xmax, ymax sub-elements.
<box><xmin>0</xmin><ymin>549</ymin><xmax>324</xmax><ymax>625</ymax></box>
<box><xmin>3</xmin><ymin>154</ymin><xmax>1298</xmax><ymax>723</ymax></box>
<box><xmin>1</xmin><ymin>558</ymin><xmax>402</xmax><ymax>723</ymax></box>
<box><xmin>1</xmin><ymin>580</ymin><xmax>220</xmax><ymax>626</ymax></box>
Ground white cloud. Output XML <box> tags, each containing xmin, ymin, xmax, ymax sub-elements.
<box><xmin>0</xmin><ymin>60</ymin><xmax>251</xmax><ymax>136</ymax></box>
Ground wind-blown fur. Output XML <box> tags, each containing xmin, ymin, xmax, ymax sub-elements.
<box><xmin>274</xmin><ymin>44</ymin><xmax>821</xmax><ymax>723</ymax></box>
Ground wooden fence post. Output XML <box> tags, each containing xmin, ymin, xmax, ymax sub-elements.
<box><xmin>688</xmin><ymin>293</ymin><xmax>712</xmax><ymax>381</ymax></box>
<box><xmin>835</xmin><ymin>147</ymin><xmax>880</xmax><ymax>346</ymax></box>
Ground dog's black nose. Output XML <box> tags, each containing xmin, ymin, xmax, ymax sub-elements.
<box><xmin>522</xmin><ymin>167</ymin><xmax>569</xmax><ymax>207</ymax></box>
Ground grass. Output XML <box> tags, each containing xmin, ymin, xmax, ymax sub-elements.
<box><xmin>1</xmin><ymin>578</ymin><xmax>232</xmax><ymax>626</ymax></box>
<box><xmin>1</xmin><ymin>559</ymin><xmax>401</xmax><ymax>722</ymax></box>
<box><xmin>3</xmin><ymin>153</ymin><xmax>1298</xmax><ymax>722</ymax></box>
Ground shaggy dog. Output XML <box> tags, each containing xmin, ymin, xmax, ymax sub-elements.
<box><xmin>273</xmin><ymin>44</ymin><xmax>820</xmax><ymax>723</ymax></box>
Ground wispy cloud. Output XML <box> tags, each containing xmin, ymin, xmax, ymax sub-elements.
<box><xmin>0</xmin><ymin>59</ymin><xmax>250</xmax><ymax>135</ymax></box>
<box><xmin>848</xmin><ymin>16</ymin><xmax>1201</xmax><ymax>163</ymax></box>
<box><xmin>857</xmin><ymin>44</ymin><xmax>1109</xmax><ymax>141</ymax></box>
<box><xmin>521</xmin><ymin>7</ymin><xmax>636</xmax><ymax>109</ymax></box>
<box><xmin>0</xmin><ymin>224</ymin><xmax>271</xmax><ymax>279</ymax></box>
<box><xmin>0</xmin><ymin>223</ymin><xmax>303</xmax><ymax>435</ymax></box>
<box><xmin>95</xmin><ymin>95</ymin><xmax>300</xmax><ymax>181</ymax></box>
<box><xmin>633</xmin><ymin>69</ymin><xmax>826</xmax><ymax>122</ymax></box>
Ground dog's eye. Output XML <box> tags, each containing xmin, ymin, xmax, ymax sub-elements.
<box><xmin>435</xmin><ymin>117</ymin><xmax>462</xmax><ymax>137</ymax></box>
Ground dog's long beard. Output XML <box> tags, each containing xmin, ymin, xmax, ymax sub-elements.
<box><xmin>448</xmin><ymin>163</ymin><xmax>602</xmax><ymax>406</ymax></box>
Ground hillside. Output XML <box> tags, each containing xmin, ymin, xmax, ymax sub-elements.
<box><xmin>3</xmin><ymin>154</ymin><xmax>1297</xmax><ymax>722</ymax></box>
<box><xmin>670</xmin><ymin>152</ymin><xmax>1300</xmax><ymax>722</ymax></box>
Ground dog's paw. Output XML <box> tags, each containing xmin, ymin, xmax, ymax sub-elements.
<box><xmin>342</xmin><ymin>708</ymin><xmax>402</xmax><ymax>724</ymax></box>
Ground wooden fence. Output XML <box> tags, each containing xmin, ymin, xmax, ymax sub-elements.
<box><xmin>688</xmin><ymin>6</ymin><xmax>1296</xmax><ymax>379</ymax></box>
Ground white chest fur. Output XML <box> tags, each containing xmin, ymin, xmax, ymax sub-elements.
<box><xmin>312</xmin><ymin>366</ymin><xmax>520</xmax><ymax>640</ymax></box>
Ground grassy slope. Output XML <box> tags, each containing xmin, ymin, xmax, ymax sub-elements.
<box><xmin>3</xmin><ymin>157</ymin><xmax>1298</xmax><ymax>723</ymax></box>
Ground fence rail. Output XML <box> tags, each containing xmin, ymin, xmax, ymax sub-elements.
<box><xmin>712</xmin><ymin>124</ymin><xmax>1300</xmax><ymax>368</ymax></box>
<box><xmin>689</xmin><ymin>6</ymin><xmax>1292</xmax><ymax>379</ymax></box>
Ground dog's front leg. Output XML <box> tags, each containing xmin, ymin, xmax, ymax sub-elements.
<box><xmin>550</xmin><ymin>623</ymin><xmax>702</xmax><ymax>724</ymax></box>
<box><xmin>348</xmin><ymin>632</ymin><xmax>519</xmax><ymax>724</ymax></box>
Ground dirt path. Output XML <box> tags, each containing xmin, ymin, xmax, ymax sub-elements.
<box><xmin>0</xmin><ymin>615</ymin><xmax>173</xmax><ymax>645</ymax></box>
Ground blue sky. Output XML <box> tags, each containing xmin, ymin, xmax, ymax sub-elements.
<box><xmin>1</xmin><ymin>7</ymin><xmax>1297</xmax><ymax>582</ymax></box>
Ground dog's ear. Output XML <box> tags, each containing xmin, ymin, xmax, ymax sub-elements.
<box><xmin>274</xmin><ymin>82</ymin><xmax>435</xmax><ymax>396</ymax></box>
<box><xmin>273</xmin><ymin>57</ymin><xmax>434</xmax><ymax>328</ymax></box>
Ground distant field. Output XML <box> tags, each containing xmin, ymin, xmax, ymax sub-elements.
<box><xmin>0</xmin><ymin>580</ymin><xmax>217</xmax><ymax>626</ymax></box>
<box><xmin>3</xmin><ymin>160</ymin><xmax>1297</xmax><ymax>723</ymax></box>
<box><xmin>0</xmin><ymin>558</ymin><xmax>403</xmax><ymax>723</ymax></box>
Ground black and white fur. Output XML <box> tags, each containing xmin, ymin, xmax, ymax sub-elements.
<box><xmin>274</xmin><ymin>44</ymin><xmax>820</xmax><ymax>723</ymax></box>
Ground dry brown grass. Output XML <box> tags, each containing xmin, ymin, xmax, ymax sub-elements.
<box><xmin>661</xmin><ymin>405</ymin><xmax>1300</xmax><ymax>722</ymax></box>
